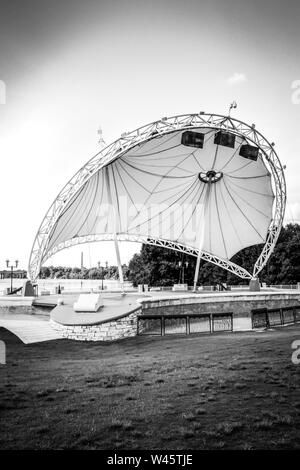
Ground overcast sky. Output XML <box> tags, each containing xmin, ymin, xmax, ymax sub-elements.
<box><xmin>0</xmin><ymin>0</ymin><xmax>299</xmax><ymax>270</ymax></box>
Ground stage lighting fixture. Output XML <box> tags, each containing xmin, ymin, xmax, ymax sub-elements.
<box><xmin>181</xmin><ymin>131</ymin><xmax>205</xmax><ymax>149</ymax></box>
<box><xmin>214</xmin><ymin>131</ymin><xmax>236</xmax><ymax>148</ymax></box>
<box><xmin>239</xmin><ymin>144</ymin><xmax>259</xmax><ymax>161</ymax></box>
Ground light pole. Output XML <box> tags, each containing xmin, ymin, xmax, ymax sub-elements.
<box><xmin>178</xmin><ymin>260</ymin><xmax>189</xmax><ymax>284</ymax></box>
<box><xmin>178</xmin><ymin>261</ymin><xmax>182</xmax><ymax>284</ymax></box>
<box><xmin>182</xmin><ymin>261</ymin><xmax>189</xmax><ymax>284</ymax></box>
<box><xmin>98</xmin><ymin>261</ymin><xmax>108</xmax><ymax>290</ymax></box>
<box><xmin>6</xmin><ymin>259</ymin><xmax>18</xmax><ymax>293</ymax></box>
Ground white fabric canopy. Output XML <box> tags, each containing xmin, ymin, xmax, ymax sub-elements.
<box><xmin>46</xmin><ymin>128</ymin><xmax>274</xmax><ymax>261</ymax></box>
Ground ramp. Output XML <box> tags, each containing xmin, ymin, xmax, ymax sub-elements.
<box><xmin>0</xmin><ymin>318</ymin><xmax>62</xmax><ymax>344</ymax></box>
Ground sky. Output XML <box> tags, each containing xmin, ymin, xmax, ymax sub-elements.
<box><xmin>0</xmin><ymin>0</ymin><xmax>299</xmax><ymax>270</ymax></box>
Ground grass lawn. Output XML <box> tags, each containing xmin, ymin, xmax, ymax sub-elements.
<box><xmin>0</xmin><ymin>324</ymin><xmax>299</xmax><ymax>450</ymax></box>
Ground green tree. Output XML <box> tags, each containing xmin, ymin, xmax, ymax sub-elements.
<box><xmin>127</xmin><ymin>224</ymin><xmax>300</xmax><ymax>287</ymax></box>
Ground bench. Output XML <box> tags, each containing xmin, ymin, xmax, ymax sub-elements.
<box><xmin>73</xmin><ymin>293</ymin><xmax>103</xmax><ymax>312</ymax></box>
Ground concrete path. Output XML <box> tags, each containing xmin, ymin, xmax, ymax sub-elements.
<box><xmin>0</xmin><ymin>313</ymin><xmax>62</xmax><ymax>344</ymax></box>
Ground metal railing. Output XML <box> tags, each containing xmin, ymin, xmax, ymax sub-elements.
<box><xmin>137</xmin><ymin>313</ymin><xmax>233</xmax><ymax>336</ymax></box>
<box><xmin>142</xmin><ymin>284</ymin><xmax>300</xmax><ymax>292</ymax></box>
<box><xmin>268</xmin><ymin>285</ymin><xmax>299</xmax><ymax>290</ymax></box>
<box><xmin>252</xmin><ymin>306</ymin><xmax>300</xmax><ymax>329</ymax></box>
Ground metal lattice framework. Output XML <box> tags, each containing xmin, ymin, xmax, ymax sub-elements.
<box><xmin>28</xmin><ymin>112</ymin><xmax>286</xmax><ymax>281</ymax></box>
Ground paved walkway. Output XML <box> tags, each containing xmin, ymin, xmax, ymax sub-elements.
<box><xmin>0</xmin><ymin>312</ymin><xmax>62</xmax><ymax>344</ymax></box>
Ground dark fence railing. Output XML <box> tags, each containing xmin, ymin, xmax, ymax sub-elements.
<box><xmin>252</xmin><ymin>306</ymin><xmax>300</xmax><ymax>329</ymax></box>
<box><xmin>137</xmin><ymin>313</ymin><xmax>233</xmax><ymax>336</ymax></box>
<box><xmin>138</xmin><ymin>306</ymin><xmax>300</xmax><ymax>336</ymax></box>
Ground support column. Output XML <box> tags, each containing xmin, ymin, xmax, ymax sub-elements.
<box><xmin>114</xmin><ymin>237</ymin><xmax>124</xmax><ymax>287</ymax></box>
<box><xmin>193</xmin><ymin>255</ymin><xmax>202</xmax><ymax>292</ymax></box>
<box><xmin>249</xmin><ymin>278</ymin><xmax>260</xmax><ymax>292</ymax></box>
<box><xmin>193</xmin><ymin>176</ymin><xmax>213</xmax><ymax>292</ymax></box>
<box><xmin>105</xmin><ymin>167</ymin><xmax>124</xmax><ymax>294</ymax></box>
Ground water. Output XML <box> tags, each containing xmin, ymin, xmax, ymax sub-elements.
<box><xmin>0</xmin><ymin>304</ymin><xmax>52</xmax><ymax>320</ymax></box>
<box><xmin>0</xmin><ymin>279</ymin><xmax>133</xmax><ymax>295</ymax></box>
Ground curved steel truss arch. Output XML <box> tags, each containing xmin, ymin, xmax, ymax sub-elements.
<box><xmin>42</xmin><ymin>233</ymin><xmax>252</xmax><ymax>280</ymax></box>
<box><xmin>28</xmin><ymin>113</ymin><xmax>286</xmax><ymax>281</ymax></box>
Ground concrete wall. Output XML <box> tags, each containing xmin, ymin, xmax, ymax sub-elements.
<box><xmin>139</xmin><ymin>292</ymin><xmax>300</xmax><ymax>332</ymax></box>
<box><xmin>50</xmin><ymin>308</ymin><xmax>141</xmax><ymax>341</ymax></box>
<box><xmin>49</xmin><ymin>292</ymin><xmax>300</xmax><ymax>340</ymax></box>
<box><xmin>0</xmin><ymin>297</ymin><xmax>34</xmax><ymax>307</ymax></box>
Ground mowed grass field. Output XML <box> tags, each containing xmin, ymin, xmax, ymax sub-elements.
<box><xmin>0</xmin><ymin>324</ymin><xmax>299</xmax><ymax>450</ymax></box>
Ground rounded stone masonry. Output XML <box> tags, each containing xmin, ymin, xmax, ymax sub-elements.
<box><xmin>48</xmin><ymin>293</ymin><xmax>143</xmax><ymax>341</ymax></box>
<box><xmin>47</xmin><ymin>290</ymin><xmax>300</xmax><ymax>341</ymax></box>
<box><xmin>50</xmin><ymin>308</ymin><xmax>141</xmax><ymax>341</ymax></box>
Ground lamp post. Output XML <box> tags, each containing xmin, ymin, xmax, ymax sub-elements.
<box><xmin>6</xmin><ymin>259</ymin><xmax>18</xmax><ymax>294</ymax></box>
<box><xmin>178</xmin><ymin>260</ymin><xmax>189</xmax><ymax>284</ymax></box>
<box><xmin>97</xmin><ymin>261</ymin><xmax>108</xmax><ymax>290</ymax></box>
<box><xmin>178</xmin><ymin>261</ymin><xmax>182</xmax><ymax>284</ymax></box>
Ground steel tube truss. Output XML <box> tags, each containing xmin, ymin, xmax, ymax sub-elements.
<box><xmin>28</xmin><ymin>113</ymin><xmax>286</xmax><ymax>281</ymax></box>
<box><xmin>40</xmin><ymin>233</ymin><xmax>253</xmax><ymax>280</ymax></box>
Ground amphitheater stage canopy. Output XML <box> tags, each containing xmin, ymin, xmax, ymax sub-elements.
<box><xmin>28</xmin><ymin>113</ymin><xmax>286</xmax><ymax>283</ymax></box>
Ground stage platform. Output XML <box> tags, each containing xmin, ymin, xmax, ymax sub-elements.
<box><xmin>35</xmin><ymin>291</ymin><xmax>197</xmax><ymax>326</ymax></box>
<box><xmin>48</xmin><ymin>293</ymin><xmax>143</xmax><ymax>326</ymax></box>
<box><xmin>34</xmin><ymin>289</ymin><xmax>300</xmax><ymax>325</ymax></box>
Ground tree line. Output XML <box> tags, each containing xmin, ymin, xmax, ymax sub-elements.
<box><xmin>127</xmin><ymin>223</ymin><xmax>300</xmax><ymax>287</ymax></box>
<box><xmin>39</xmin><ymin>265</ymin><xmax>130</xmax><ymax>280</ymax></box>
<box><xmin>39</xmin><ymin>223</ymin><xmax>300</xmax><ymax>286</ymax></box>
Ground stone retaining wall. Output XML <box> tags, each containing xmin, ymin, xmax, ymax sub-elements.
<box><xmin>49</xmin><ymin>292</ymin><xmax>300</xmax><ymax>340</ymax></box>
<box><xmin>139</xmin><ymin>293</ymin><xmax>300</xmax><ymax>332</ymax></box>
<box><xmin>50</xmin><ymin>308</ymin><xmax>141</xmax><ymax>341</ymax></box>
<box><xmin>140</xmin><ymin>293</ymin><xmax>300</xmax><ymax>314</ymax></box>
